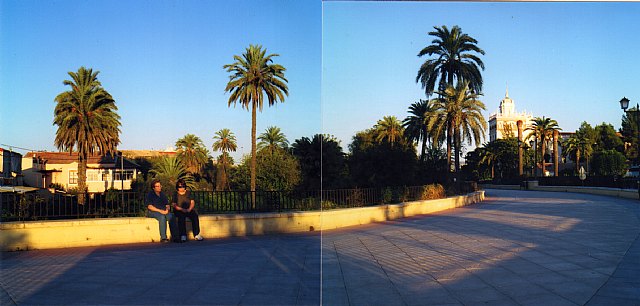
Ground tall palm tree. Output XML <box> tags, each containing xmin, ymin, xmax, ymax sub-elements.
<box><xmin>257</xmin><ymin>126</ymin><xmax>289</xmax><ymax>154</ymax></box>
<box><xmin>150</xmin><ymin>156</ymin><xmax>195</xmax><ymax>190</ymax></box>
<box><xmin>403</xmin><ymin>99</ymin><xmax>436</xmax><ymax>162</ymax></box>
<box><xmin>526</xmin><ymin>116</ymin><xmax>561</xmax><ymax>176</ymax></box>
<box><xmin>416</xmin><ymin>25</ymin><xmax>485</xmax><ymax>96</ymax></box>
<box><xmin>430</xmin><ymin>81</ymin><xmax>487</xmax><ymax>172</ymax></box>
<box><xmin>175</xmin><ymin>134</ymin><xmax>209</xmax><ymax>175</ymax></box>
<box><xmin>374</xmin><ymin>116</ymin><xmax>404</xmax><ymax>147</ymax></box>
<box><xmin>224</xmin><ymin>44</ymin><xmax>288</xmax><ymax>196</ymax></box>
<box><xmin>212</xmin><ymin>128</ymin><xmax>237</xmax><ymax>191</ymax></box>
<box><xmin>54</xmin><ymin>66</ymin><xmax>120</xmax><ymax>204</ymax></box>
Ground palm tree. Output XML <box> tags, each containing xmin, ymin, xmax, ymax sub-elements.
<box><xmin>526</xmin><ymin>116</ymin><xmax>561</xmax><ymax>176</ymax></box>
<box><xmin>224</xmin><ymin>44</ymin><xmax>288</xmax><ymax>197</ymax></box>
<box><xmin>403</xmin><ymin>99</ymin><xmax>437</xmax><ymax>162</ymax></box>
<box><xmin>53</xmin><ymin>67</ymin><xmax>121</xmax><ymax>204</ymax></box>
<box><xmin>430</xmin><ymin>81</ymin><xmax>487</xmax><ymax>172</ymax></box>
<box><xmin>479</xmin><ymin>142</ymin><xmax>499</xmax><ymax>179</ymax></box>
<box><xmin>416</xmin><ymin>25</ymin><xmax>485</xmax><ymax>96</ymax></box>
<box><xmin>257</xmin><ymin>126</ymin><xmax>289</xmax><ymax>154</ymax></box>
<box><xmin>175</xmin><ymin>134</ymin><xmax>209</xmax><ymax>176</ymax></box>
<box><xmin>562</xmin><ymin>135</ymin><xmax>582</xmax><ymax>173</ymax></box>
<box><xmin>374</xmin><ymin>116</ymin><xmax>404</xmax><ymax>146</ymax></box>
<box><xmin>212</xmin><ymin>128</ymin><xmax>237</xmax><ymax>191</ymax></box>
<box><xmin>150</xmin><ymin>156</ymin><xmax>195</xmax><ymax>190</ymax></box>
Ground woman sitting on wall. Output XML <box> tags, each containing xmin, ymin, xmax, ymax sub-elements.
<box><xmin>171</xmin><ymin>179</ymin><xmax>203</xmax><ymax>242</ymax></box>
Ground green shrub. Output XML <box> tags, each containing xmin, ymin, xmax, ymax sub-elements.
<box><xmin>421</xmin><ymin>184</ymin><xmax>445</xmax><ymax>200</ymax></box>
<box><xmin>382</xmin><ymin>187</ymin><xmax>393</xmax><ymax>204</ymax></box>
<box><xmin>322</xmin><ymin>200</ymin><xmax>337</xmax><ymax>209</ymax></box>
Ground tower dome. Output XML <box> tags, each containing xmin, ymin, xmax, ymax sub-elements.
<box><xmin>499</xmin><ymin>87</ymin><xmax>515</xmax><ymax>116</ymax></box>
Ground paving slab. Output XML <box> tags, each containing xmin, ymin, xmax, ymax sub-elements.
<box><xmin>1</xmin><ymin>189</ymin><xmax>639</xmax><ymax>305</ymax></box>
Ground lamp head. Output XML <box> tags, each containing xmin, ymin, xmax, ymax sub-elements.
<box><xmin>620</xmin><ymin>97</ymin><xmax>630</xmax><ymax>110</ymax></box>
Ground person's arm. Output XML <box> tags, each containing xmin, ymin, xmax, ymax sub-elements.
<box><xmin>187</xmin><ymin>199</ymin><xmax>195</xmax><ymax>212</ymax></box>
<box><xmin>147</xmin><ymin>194</ymin><xmax>169</xmax><ymax>214</ymax></box>
<box><xmin>171</xmin><ymin>193</ymin><xmax>184</xmax><ymax>212</ymax></box>
<box><xmin>147</xmin><ymin>204</ymin><xmax>167</xmax><ymax>214</ymax></box>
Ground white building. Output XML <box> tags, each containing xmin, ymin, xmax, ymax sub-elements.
<box><xmin>488</xmin><ymin>88</ymin><xmax>534</xmax><ymax>142</ymax></box>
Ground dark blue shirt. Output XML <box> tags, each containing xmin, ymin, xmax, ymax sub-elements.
<box><xmin>146</xmin><ymin>191</ymin><xmax>169</xmax><ymax>211</ymax></box>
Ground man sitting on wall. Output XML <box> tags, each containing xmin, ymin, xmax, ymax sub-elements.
<box><xmin>146</xmin><ymin>179</ymin><xmax>178</xmax><ymax>243</ymax></box>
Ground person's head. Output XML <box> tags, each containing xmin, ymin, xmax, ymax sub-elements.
<box><xmin>151</xmin><ymin>179</ymin><xmax>162</xmax><ymax>192</ymax></box>
<box><xmin>175</xmin><ymin>179</ymin><xmax>186</xmax><ymax>191</ymax></box>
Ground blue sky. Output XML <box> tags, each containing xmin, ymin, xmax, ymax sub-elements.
<box><xmin>2</xmin><ymin>1</ymin><xmax>639</xmax><ymax>161</ymax></box>
<box><xmin>1</xmin><ymin>0</ymin><xmax>321</xmax><ymax>161</ymax></box>
<box><xmin>323</xmin><ymin>2</ymin><xmax>640</xmax><ymax>152</ymax></box>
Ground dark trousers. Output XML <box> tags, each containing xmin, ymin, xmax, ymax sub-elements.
<box><xmin>175</xmin><ymin>210</ymin><xmax>200</xmax><ymax>237</ymax></box>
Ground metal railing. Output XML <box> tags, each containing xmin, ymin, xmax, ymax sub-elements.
<box><xmin>0</xmin><ymin>185</ymin><xmax>455</xmax><ymax>222</ymax></box>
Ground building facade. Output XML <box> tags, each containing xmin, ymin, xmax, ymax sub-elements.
<box><xmin>22</xmin><ymin>152</ymin><xmax>139</xmax><ymax>192</ymax></box>
<box><xmin>0</xmin><ymin>148</ymin><xmax>23</xmax><ymax>186</ymax></box>
<box><xmin>488</xmin><ymin>89</ymin><xmax>534</xmax><ymax>142</ymax></box>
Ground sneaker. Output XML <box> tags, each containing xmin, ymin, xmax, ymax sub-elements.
<box><xmin>181</xmin><ymin>235</ymin><xmax>187</xmax><ymax>242</ymax></box>
<box><xmin>160</xmin><ymin>239</ymin><xmax>170</xmax><ymax>243</ymax></box>
<box><xmin>195</xmin><ymin>234</ymin><xmax>204</xmax><ymax>241</ymax></box>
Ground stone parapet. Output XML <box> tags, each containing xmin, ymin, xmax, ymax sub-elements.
<box><xmin>1</xmin><ymin>191</ymin><xmax>484</xmax><ymax>251</ymax></box>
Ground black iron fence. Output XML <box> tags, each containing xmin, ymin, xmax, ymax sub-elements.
<box><xmin>1</xmin><ymin>183</ymin><xmax>464</xmax><ymax>222</ymax></box>
<box><xmin>483</xmin><ymin>176</ymin><xmax>639</xmax><ymax>190</ymax></box>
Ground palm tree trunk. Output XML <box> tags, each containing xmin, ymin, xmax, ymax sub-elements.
<box><xmin>541</xmin><ymin>138</ymin><xmax>546</xmax><ymax>176</ymax></box>
<box><xmin>454</xmin><ymin>128</ymin><xmax>461</xmax><ymax>172</ymax></box>
<box><xmin>78</xmin><ymin>154</ymin><xmax>87</xmax><ymax>205</ymax></box>
<box><xmin>421</xmin><ymin>128</ymin><xmax>427</xmax><ymax>163</ymax></box>
<box><xmin>251</xmin><ymin>102</ymin><xmax>257</xmax><ymax>208</ymax></box>
<box><xmin>576</xmin><ymin>151</ymin><xmax>581</xmax><ymax>173</ymax></box>
<box><xmin>553</xmin><ymin>131</ymin><xmax>559</xmax><ymax>177</ymax></box>
<box><xmin>446</xmin><ymin>121</ymin><xmax>453</xmax><ymax>172</ymax></box>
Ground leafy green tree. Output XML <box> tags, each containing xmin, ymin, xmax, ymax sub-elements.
<box><xmin>621</xmin><ymin>106</ymin><xmax>640</xmax><ymax>163</ymax></box>
<box><xmin>258</xmin><ymin>126</ymin><xmax>289</xmax><ymax>154</ymax></box>
<box><xmin>594</xmin><ymin>123</ymin><xmax>624</xmax><ymax>153</ymax></box>
<box><xmin>591</xmin><ymin>150</ymin><xmax>627</xmax><ymax>176</ymax></box>
<box><xmin>430</xmin><ymin>81</ymin><xmax>487</xmax><ymax>172</ymax></box>
<box><xmin>348</xmin><ymin>129</ymin><xmax>418</xmax><ymax>188</ymax></box>
<box><xmin>234</xmin><ymin>149</ymin><xmax>300</xmax><ymax>192</ymax></box>
<box><xmin>212</xmin><ymin>128</ymin><xmax>237</xmax><ymax>191</ymax></box>
<box><xmin>575</xmin><ymin>122</ymin><xmax>596</xmax><ymax>173</ymax></box>
<box><xmin>292</xmin><ymin>134</ymin><xmax>347</xmax><ymax>190</ymax></box>
<box><xmin>150</xmin><ymin>156</ymin><xmax>195</xmax><ymax>192</ymax></box>
<box><xmin>526</xmin><ymin>117</ymin><xmax>561</xmax><ymax>176</ymax></box>
<box><xmin>479</xmin><ymin>138</ymin><xmax>519</xmax><ymax>179</ymax></box>
<box><xmin>224</xmin><ymin>44</ymin><xmax>288</xmax><ymax>195</ymax></box>
<box><xmin>416</xmin><ymin>25</ymin><xmax>485</xmax><ymax>96</ymax></box>
<box><xmin>53</xmin><ymin>66</ymin><xmax>121</xmax><ymax>204</ymax></box>
<box><xmin>175</xmin><ymin>134</ymin><xmax>210</xmax><ymax>176</ymax></box>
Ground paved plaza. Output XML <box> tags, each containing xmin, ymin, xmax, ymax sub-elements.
<box><xmin>1</xmin><ymin>189</ymin><xmax>639</xmax><ymax>305</ymax></box>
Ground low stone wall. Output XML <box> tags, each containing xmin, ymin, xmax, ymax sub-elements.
<box><xmin>481</xmin><ymin>184</ymin><xmax>638</xmax><ymax>200</ymax></box>
<box><xmin>0</xmin><ymin>191</ymin><xmax>484</xmax><ymax>251</ymax></box>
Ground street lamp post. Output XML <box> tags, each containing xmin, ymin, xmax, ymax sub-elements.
<box><xmin>619</xmin><ymin>96</ymin><xmax>640</xmax><ymax>199</ymax></box>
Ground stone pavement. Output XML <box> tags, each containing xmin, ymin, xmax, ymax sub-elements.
<box><xmin>1</xmin><ymin>189</ymin><xmax>639</xmax><ymax>305</ymax></box>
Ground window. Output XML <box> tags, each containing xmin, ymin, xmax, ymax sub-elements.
<box><xmin>69</xmin><ymin>170</ymin><xmax>78</xmax><ymax>184</ymax></box>
<box><xmin>87</xmin><ymin>170</ymin><xmax>101</xmax><ymax>182</ymax></box>
<box><xmin>114</xmin><ymin>170</ymin><xmax>134</xmax><ymax>181</ymax></box>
